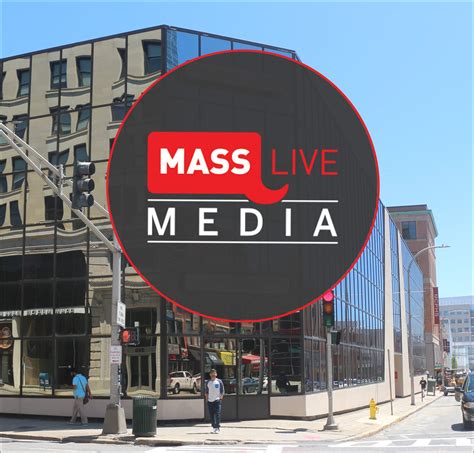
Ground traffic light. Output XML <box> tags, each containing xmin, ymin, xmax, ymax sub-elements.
<box><xmin>322</xmin><ymin>290</ymin><xmax>335</xmax><ymax>328</ymax></box>
<box><xmin>120</xmin><ymin>327</ymin><xmax>140</xmax><ymax>346</ymax></box>
<box><xmin>331</xmin><ymin>330</ymin><xmax>341</xmax><ymax>345</ymax></box>
<box><xmin>72</xmin><ymin>161</ymin><xmax>95</xmax><ymax>209</ymax></box>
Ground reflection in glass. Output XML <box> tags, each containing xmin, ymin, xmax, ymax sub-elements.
<box><xmin>200</xmin><ymin>36</ymin><xmax>231</xmax><ymax>55</ymax></box>
<box><xmin>22</xmin><ymin>339</ymin><xmax>53</xmax><ymax>396</ymax></box>
<box><xmin>76</xmin><ymin>57</ymin><xmax>91</xmax><ymax>87</ymax></box>
<box><xmin>239</xmin><ymin>338</ymin><xmax>269</xmax><ymax>395</ymax></box>
<box><xmin>17</xmin><ymin>69</ymin><xmax>30</xmax><ymax>97</ymax></box>
<box><xmin>12</xmin><ymin>156</ymin><xmax>26</xmax><ymax>189</ymax></box>
<box><xmin>0</xmin><ymin>337</ymin><xmax>20</xmax><ymax>395</ymax></box>
<box><xmin>271</xmin><ymin>337</ymin><xmax>301</xmax><ymax>393</ymax></box>
<box><xmin>55</xmin><ymin>337</ymin><xmax>90</xmax><ymax>395</ymax></box>
<box><xmin>74</xmin><ymin>143</ymin><xmax>88</xmax><ymax>162</ymax></box>
<box><xmin>124</xmin><ymin>336</ymin><xmax>159</xmax><ymax>397</ymax></box>
<box><xmin>204</xmin><ymin>338</ymin><xmax>236</xmax><ymax>395</ymax></box>
<box><xmin>50</xmin><ymin>60</ymin><xmax>67</xmax><ymax>89</ymax></box>
<box><xmin>143</xmin><ymin>41</ymin><xmax>162</xmax><ymax>75</ymax></box>
<box><xmin>13</xmin><ymin>115</ymin><xmax>27</xmax><ymax>139</ymax></box>
<box><xmin>233</xmin><ymin>42</ymin><xmax>262</xmax><ymax>51</ymax></box>
<box><xmin>51</xmin><ymin>108</ymin><xmax>71</xmax><ymax>135</ymax></box>
<box><xmin>167</xmin><ymin>30</ymin><xmax>198</xmax><ymax>69</ymax></box>
<box><xmin>168</xmin><ymin>337</ymin><xmax>200</xmax><ymax>397</ymax></box>
<box><xmin>76</xmin><ymin>105</ymin><xmax>90</xmax><ymax>131</ymax></box>
<box><xmin>9</xmin><ymin>201</ymin><xmax>23</xmax><ymax>227</ymax></box>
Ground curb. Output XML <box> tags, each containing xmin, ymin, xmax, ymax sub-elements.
<box><xmin>0</xmin><ymin>394</ymin><xmax>443</xmax><ymax>447</ymax></box>
<box><xmin>334</xmin><ymin>393</ymin><xmax>443</xmax><ymax>443</ymax></box>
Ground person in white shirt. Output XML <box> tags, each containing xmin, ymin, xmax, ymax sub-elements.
<box><xmin>205</xmin><ymin>369</ymin><xmax>224</xmax><ymax>434</ymax></box>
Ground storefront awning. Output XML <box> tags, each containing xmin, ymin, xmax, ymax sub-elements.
<box><xmin>242</xmin><ymin>354</ymin><xmax>267</xmax><ymax>364</ymax></box>
<box><xmin>188</xmin><ymin>349</ymin><xmax>224</xmax><ymax>367</ymax></box>
<box><xmin>219</xmin><ymin>351</ymin><xmax>235</xmax><ymax>366</ymax></box>
<box><xmin>206</xmin><ymin>351</ymin><xmax>224</xmax><ymax>367</ymax></box>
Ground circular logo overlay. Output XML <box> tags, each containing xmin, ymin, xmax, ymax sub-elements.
<box><xmin>107</xmin><ymin>51</ymin><xmax>379</xmax><ymax>322</ymax></box>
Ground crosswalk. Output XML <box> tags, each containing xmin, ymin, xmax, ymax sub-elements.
<box><xmin>146</xmin><ymin>445</ymin><xmax>292</xmax><ymax>453</ymax></box>
<box><xmin>332</xmin><ymin>436</ymin><xmax>474</xmax><ymax>448</ymax></box>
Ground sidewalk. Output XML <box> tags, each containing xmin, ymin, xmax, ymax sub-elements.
<box><xmin>0</xmin><ymin>391</ymin><xmax>443</xmax><ymax>446</ymax></box>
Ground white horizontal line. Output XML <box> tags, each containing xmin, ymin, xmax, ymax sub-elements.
<box><xmin>147</xmin><ymin>199</ymin><xmax>338</xmax><ymax>203</ymax></box>
<box><xmin>147</xmin><ymin>240</ymin><xmax>338</xmax><ymax>244</ymax></box>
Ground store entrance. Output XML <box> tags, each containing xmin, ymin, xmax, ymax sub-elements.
<box><xmin>203</xmin><ymin>337</ymin><xmax>269</xmax><ymax>421</ymax></box>
<box><xmin>126</xmin><ymin>346</ymin><xmax>156</xmax><ymax>394</ymax></box>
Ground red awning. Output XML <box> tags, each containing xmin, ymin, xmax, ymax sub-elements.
<box><xmin>242</xmin><ymin>354</ymin><xmax>267</xmax><ymax>364</ymax></box>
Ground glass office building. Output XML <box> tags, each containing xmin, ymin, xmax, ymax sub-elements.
<box><xmin>0</xmin><ymin>25</ymin><xmax>425</xmax><ymax>420</ymax></box>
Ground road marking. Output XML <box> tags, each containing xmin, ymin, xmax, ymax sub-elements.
<box><xmin>456</xmin><ymin>437</ymin><xmax>474</xmax><ymax>446</ymax></box>
<box><xmin>412</xmin><ymin>438</ymin><xmax>432</xmax><ymax>446</ymax></box>
<box><xmin>332</xmin><ymin>437</ymin><xmax>474</xmax><ymax>448</ymax></box>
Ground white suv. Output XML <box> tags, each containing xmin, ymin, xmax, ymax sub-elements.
<box><xmin>167</xmin><ymin>371</ymin><xmax>199</xmax><ymax>394</ymax></box>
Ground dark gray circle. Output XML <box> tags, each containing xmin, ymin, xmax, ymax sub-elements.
<box><xmin>107</xmin><ymin>51</ymin><xmax>379</xmax><ymax>321</ymax></box>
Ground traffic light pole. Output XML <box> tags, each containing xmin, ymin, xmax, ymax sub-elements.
<box><xmin>102</xmin><ymin>236</ymin><xmax>127</xmax><ymax>434</ymax></box>
<box><xmin>0</xmin><ymin>124</ymin><xmax>126</xmax><ymax>434</ymax></box>
<box><xmin>324</xmin><ymin>327</ymin><xmax>338</xmax><ymax>430</ymax></box>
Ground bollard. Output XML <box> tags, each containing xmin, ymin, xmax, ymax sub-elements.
<box><xmin>369</xmin><ymin>398</ymin><xmax>378</xmax><ymax>420</ymax></box>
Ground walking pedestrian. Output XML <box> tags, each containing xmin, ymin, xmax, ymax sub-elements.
<box><xmin>68</xmin><ymin>368</ymin><xmax>92</xmax><ymax>426</ymax></box>
<box><xmin>205</xmin><ymin>369</ymin><xmax>224</xmax><ymax>434</ymax></box>
<box><xmin>419</xmin><ymin>376</ymin><xmax>427</xmax><ymax>397</ymax></box>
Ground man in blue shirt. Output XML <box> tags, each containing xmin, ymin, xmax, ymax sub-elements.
<box><xmin>69</xmin><ymin>368</ymin><xmax>91</xmax><ymax>425</ymax></box>
<box><xmin>205</xmin><ymin>369</ymin><xmax>224</xmax><ymax>434</ymax></box>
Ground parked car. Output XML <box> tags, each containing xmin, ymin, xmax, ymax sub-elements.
<box><xmin>167</xmin><ymin>371</ymin><xmax>199</xmax><ymax>394</ymax></box>
<box><xmin>226</xmin><ymin>377</ymin><xmax>262</xmax><ymax>394</ymax></box>
<box><xmin>455</xmin><ymin>372</ymin><xmax>474</xmax><ymax>429</ymax></box>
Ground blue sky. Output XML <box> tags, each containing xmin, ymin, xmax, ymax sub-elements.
<box><xmin>1</xmin><ymin>1</ymin><xmax>472</xmax><ymax>297</ymax></box>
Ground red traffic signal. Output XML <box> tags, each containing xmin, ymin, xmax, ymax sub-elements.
<box><xmin>322</xmin><ymin>290</ymin><xmax>335</xmax><ymax>328</ymax></box>
<box><xmin>120</xmin><ymin>327</ymin><xmax>140</xmax><ymax>346</ymax></box>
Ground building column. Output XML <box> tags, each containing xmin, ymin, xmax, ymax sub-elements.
<box><xmin>396</xmin><ymin>232</ymin><xmax>412</xmax><ymax>397</ymax></box>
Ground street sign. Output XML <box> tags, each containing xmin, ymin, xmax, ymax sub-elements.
<box><xmin>117</xmin><ymin>301</ymin><xmax>126</xmax><ymax>327</ymax></box>
<box><xmin>110</xmin><ymin>345</ymin><xmax>122</xmax><ymax>365</ymax></box>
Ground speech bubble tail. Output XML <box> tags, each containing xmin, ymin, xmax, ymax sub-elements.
<box><xmin>246</xmin><ymin>184</ymin><xmax>289</xmax><ymax>205</ymax></box>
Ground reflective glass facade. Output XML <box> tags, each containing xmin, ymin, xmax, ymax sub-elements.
<box><xmin>390</xmin><ymin>217</ymin><xmax>402</xmax><ymax>353</ymax></box>
<box><xmin>401</xmin><ymin>240</ymin><xmax>426</xmax><ymax>375</ymax></box>
<box><xmin>0</xmin><ymin>24</ymin><xmax>423</xmax><ymax>419</ymax></box>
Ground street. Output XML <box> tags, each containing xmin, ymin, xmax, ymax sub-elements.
<box><xmin>0</xmin><ymin>396</ymin><xmax>472</xmax><ymax>453</ymax></box>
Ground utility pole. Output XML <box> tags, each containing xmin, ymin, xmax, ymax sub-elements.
<box><xmin>0</xmin><ymin>124</ymin><xmax>127</xmax><ymax>434</ymax></box>
<box><xmin>407</xmin><ymin>244</ymin><xmax>450</xmax><ymax>406</ymax></box>
<box><xmin>324</xmin><ymin>326</ymin><xmax>338</xmax><ymax>430</ymax></box>
<box><xmin>322</xmin><ymin>290</ymin><xmax>337</xmax><ymax>430</ymax></box>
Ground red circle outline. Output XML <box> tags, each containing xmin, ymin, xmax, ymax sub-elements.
<box><xmin>106</xmin><ymin>49</ymin><xmax>380</xmax><ymax>323</ymax></box>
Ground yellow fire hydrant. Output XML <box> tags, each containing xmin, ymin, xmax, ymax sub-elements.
<box><xmin>369</xmin><ymin>398</ymin><xmax>378</xmax><ymax>420</ymax></box>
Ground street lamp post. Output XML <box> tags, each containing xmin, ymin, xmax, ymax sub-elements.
<box><xmin>407</xmin><ymin>244</ymin><xmax>449</xmax><ymax>406</ymax></box>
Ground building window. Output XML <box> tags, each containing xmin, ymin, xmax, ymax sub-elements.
<box><xmin>143</xmin><ymin>41</ymin><xmax>161</xmax><ymax>75</ymax></box>
<box><xmin>0</xmin><ymin>159</ymin><xmax>6</xmax><ymax>192</ymax></box>
<box><xmin>48</xmin><ymin>149</ymin><xmax>69</xmax><ymax>168</ymax></box>
<box><xmin>401</xmin><ymin>221</ymin><xmax>416</xmax><ymax>240</ymax></box>
<box><xmin>12</xmin><ymin>156</ymin><xmax>26</xmax><ymax>190</ymax></box>
<box><xmin>76</xmin><ymin>105</ymin><xmax>90</xmax><ymax>131</ymax></box>
<box><xmin>50</xmin><ymin>60</ymin><xmax>67</xmax><ymax>89</ymax></box>
<box><xmin>44</xmin><ymin>195</ymin><xmax>64</xmax><ymax>222</ymax></box>
<box><xmin>117</xmin><ymin>48</ymin><xmax>126</xmax><ymax>79</ymax></box>
<box><xmin>51</xmin><ymin>108</ymin><xmax>71</xmax><ymax>135</ymax></box>
<box><xmin>111</xmin><ymin>95</ymin><xmax>134</xmax><ymax>122</ymax></box>
<box><xmin>74</xmin><ymin>143</ymin><xmax>88</xmax><ymax>162</ymax></box>
<box><xmin>9</xmin><ymin>200</ymin><xmax>22</xmax><ymax>227</ymax></box>
<box><xmin>17</xmin><ymin>69</ymin><xmax>30</xmax><ymax>97</ymax></box>
<box><xmin>12</xmin><ymin>115</ymin><xmax>28</xmax><ymax>139</ymax></box>
<box><xmin>0</xmin><ymin>203</ymin><xmax>6</xmax><ymax>226</ymax></box>
<box><xmin>76</xmin><ymin>56</ymin><xmax>91</xmax><ymax>87</ymax></box>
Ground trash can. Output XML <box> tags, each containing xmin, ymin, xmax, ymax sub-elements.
<box><xmin>132</xmin><ymin>396</ymin><xmax>157</xmax><ymax>437</ymax></box>
<box><xmin>427</xmin><ymin>378</ymin><xmax>436</xmax><ymax>395</ymax></box>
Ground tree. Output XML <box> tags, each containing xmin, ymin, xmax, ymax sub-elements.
<box><xmin>452</xmin><ymin>355</ymin><xmax>458</xmax><ymax>370</ymax></box>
